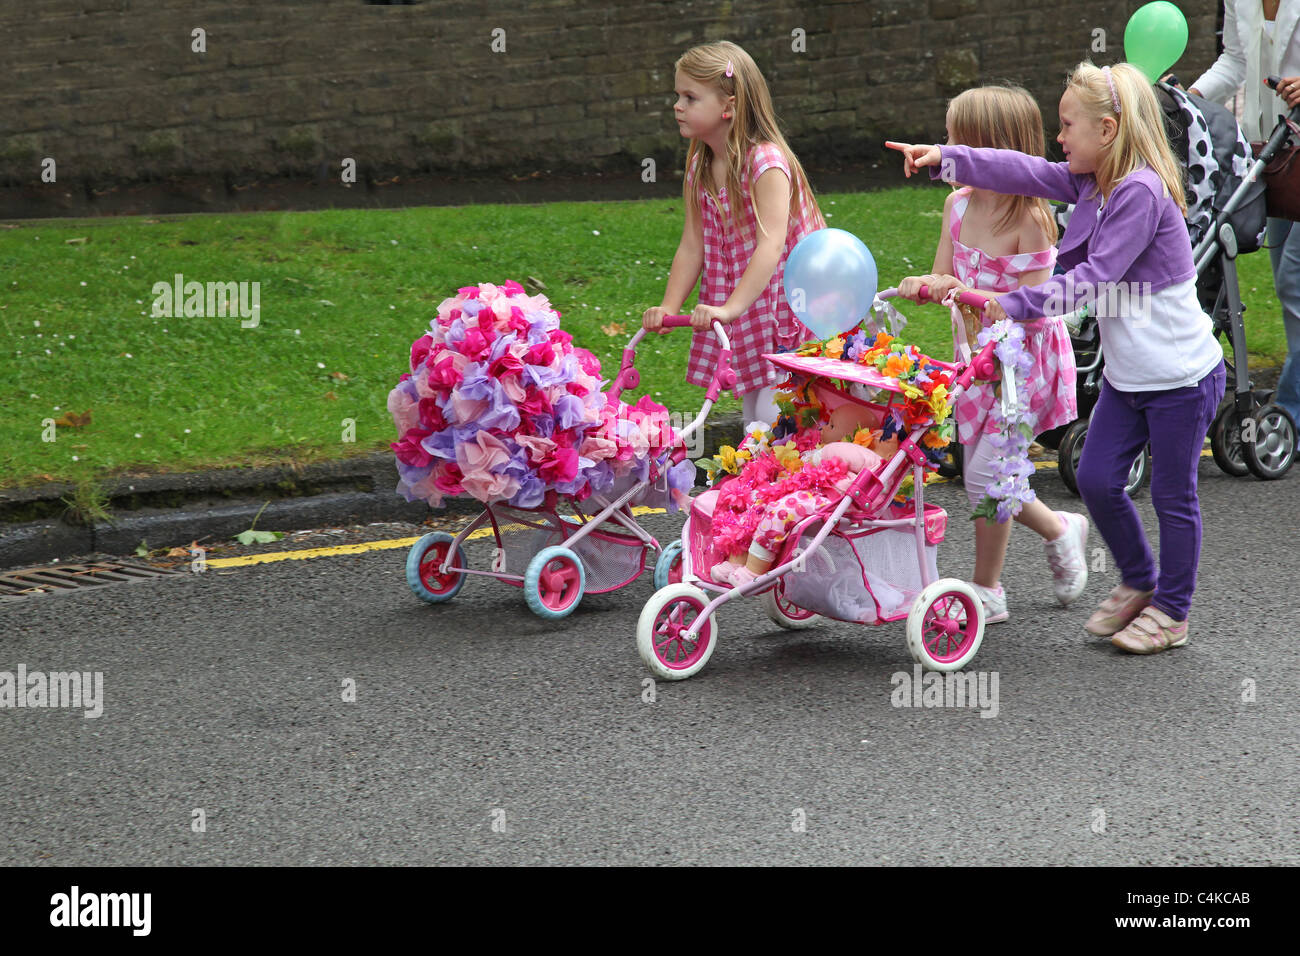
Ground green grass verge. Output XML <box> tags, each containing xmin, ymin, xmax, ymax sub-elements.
<box><xmin>0</xmin><ymin>189</ymin><xmax>1287</xmax><ymax>491</ymax></box>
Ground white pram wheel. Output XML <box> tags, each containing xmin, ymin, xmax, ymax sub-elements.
<box><xmin>905</xmin><ymin>579</ymin><xmax>985</xmax><ymax>672</ymax></box>
<box><xmin>759</xmin><ymin>584</ymin><xmax>821</xmax><ymax>630</ymax></box>
<box><xmin>638</xmin><ymin>583</ymin><xmax>718</xmax><ymax>681</ymax></box>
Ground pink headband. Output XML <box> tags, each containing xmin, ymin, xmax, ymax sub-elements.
<box><xmin>1102</xmin><ymin>65</ymin><xmax>1121</xmax><ymax>114</ymax></box>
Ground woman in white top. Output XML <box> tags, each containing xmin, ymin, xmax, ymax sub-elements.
<box><xmin>1190</xmin><ymin>1</ymin><xmax>1300</xmax><ymax>425</ymax></box>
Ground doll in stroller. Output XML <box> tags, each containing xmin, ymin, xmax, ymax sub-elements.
<box><xmin>639</xmin><ymin>292</ymin><xmax>1006</xmax><ymax>680</ymax></box>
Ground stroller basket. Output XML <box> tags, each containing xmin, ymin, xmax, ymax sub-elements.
<box><xmin>780</xmin><ymin>502</ymin><xmax>947</xmax><ymax>624</ymax></box>
<box><xmin>491</xmin><ymin>506</ymin><xmax>646</xmax><ymax>595</ymax></box>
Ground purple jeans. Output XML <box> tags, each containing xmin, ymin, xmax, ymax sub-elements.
<box><xmin>1075</xmin><ymin>361</ymin><xmax>1226</xmax><ymax>621</ymax></box>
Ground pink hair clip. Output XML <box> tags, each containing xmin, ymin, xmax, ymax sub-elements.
<box><xmin>725</xmin><ymin>60</ymin><xmax>734</xmax><ymax>78</ymax></box>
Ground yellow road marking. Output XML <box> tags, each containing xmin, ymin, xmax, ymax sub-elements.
<box><xmin>205</xmin><ymin>505</ymin><xmax>669</xmax><ymax>568</ymax></box>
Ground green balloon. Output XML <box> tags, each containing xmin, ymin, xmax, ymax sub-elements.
<box><xmin>1124</xmin><ymin>1</ymin><xmax>1189</xmax><ymax>82</ymax></box>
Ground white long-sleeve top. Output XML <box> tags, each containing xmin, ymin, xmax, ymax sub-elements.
<box><xmin>1192</xmin><ymin>0</ymin><xmax>1300</xmax><ymax>141</ymax></box>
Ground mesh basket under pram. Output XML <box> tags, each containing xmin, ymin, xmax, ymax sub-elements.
<box><xmin>489</xmin><ymin>505</ymin><xmax>647</xmax><ymax>594</ymax></box>
<box><xmin>780</xmin><ymin>524</ymin><xmax>940</xmax><ymax>624</ymax></box>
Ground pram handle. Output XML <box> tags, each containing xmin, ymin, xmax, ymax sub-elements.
<box><xmin>917</xmin><ymin>284</ymin><xmax>992</xmax><ymax>310</ymax></box>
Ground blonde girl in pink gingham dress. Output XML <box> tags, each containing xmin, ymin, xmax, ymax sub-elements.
<box><xmin>948</xmin><ymin>186</ymin><xmax>1077</xmax><ymax>445</ymax></box>
<box><xmin>898</xmin><ymin>85</ymin><xmax>1088</xmax><ymax>628</ymax></box>
<box><xmin>642</xmin><ymin>41</ymin><xmax>826</xmax><ymax>427</ymax></box>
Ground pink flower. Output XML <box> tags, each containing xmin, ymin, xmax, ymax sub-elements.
<box><xmin>538</xmin><ymin>447</ymin><xmax>579</xmax><ymax>484</ymax></box>
<box><xmin>525</xmin><ymin>342</ymin><xmax>555</xmax><ymax>367</ymax></box>
<box><xmin>578</xmin><ymin>434</ymin><xmax>617</xmax><ymax>462</ymax></box>
<box><xmin>432</xmin><ymin>462</ymin><xmax>465</xmax><ymax>496</ymax></box>
<box><xmin>573</xmin><ymin>347</ymin><xmax>602</xmax><ymax>377</ymax></box>
<box><xmin>410</xmin><ymin>333</ymin><xmax>433</xmax><ymax>372</ymax></box>
<box><xmin>457</xmin><ymin>286</ymin><xmax>481</xmax><ymax>298</ymax></box>
<box><xmin>392</xmin><ymin>426</ymin><xmax>434</xmax><ymax>467</ymax></box>
<box><xmin>516</xmin><ymin>434</ymin><xmax>557</xmax><ymax>463</ymax></box>
<box><xmin>519</xmin><ymin>388</ymin><xmax>552</xmax><ymax>416</ymax></box>
<box><xmin>500</xmin><ymin>279</ymin><xmax>526</xmax><ymax>296</ymax></box>
<box><xmin>550</xmin><ymin>329</ymin><xmax>574</xmax><ymax>348</ymax></box>
<box><xmin>489</xmin><ymin>350</ymin><xmax>524</xmax><ymax>380</ymax></box>
<box><xmin>426</xmin><ymin>353</ymin><xmax>464</xmax><ymax>392</ymax></box>
<box><xmin>458</xmin><ymin>327</ymin><xmax>491</xmax><ymax>361</ymax></box>
<box><xmin>417</xmin><ymin>398</ymin><xmax>447</xmax><ymax>432</ymax></box>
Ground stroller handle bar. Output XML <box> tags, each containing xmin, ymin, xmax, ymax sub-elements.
<box><xmin>1193</xmin><ymin>75</ymin><xmax>1300</xmax><ymax>268</ymax></box>
<box><xmin>609</xmin><ymin>315</ymin><xmax>735</xmax><ymax>463</ymax></box>
<box><xmin>876</xmin><ymin>285</ymin><xmax>999</xmax><ymax>385</ymax></box>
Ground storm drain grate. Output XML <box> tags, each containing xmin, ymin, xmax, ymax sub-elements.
<box><xmin>0</xmin><ymin>562</ymin><xmax>179</xmax><ymax>601</ymax></box>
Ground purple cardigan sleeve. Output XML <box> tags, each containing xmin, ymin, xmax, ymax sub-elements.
<box><xmin>997</xmin><ymin>184</ymin><xmax>1162</xmax><ymax>322</ymax></box>
<box><xmin>929</xmin><ymin>145</ymin><xmax>1084</xmax><ymax>204</ymax></box>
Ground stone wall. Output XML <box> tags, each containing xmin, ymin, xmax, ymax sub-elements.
<box><xmin>0</xmin><ymin>0</ymin><xmax>1218</xmax><ymax>188</ymax></box>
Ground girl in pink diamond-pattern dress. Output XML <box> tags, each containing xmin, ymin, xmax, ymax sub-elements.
<box><xmin>899</xmin><ymin>85</ymin><xmax>1087</xmax><ymax>626</ymax></box>
<box><xmin>642</xmin><ymin>41</ymin><xmax>826</xmax><ymax>427</ymax></box>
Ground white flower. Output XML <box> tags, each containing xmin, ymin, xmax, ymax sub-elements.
<box><xmin>80</xmin><ymin>281</ymin><xmax>86</xmax><ymax>286</ymax></box>
<box><xmin>316</xmin><ymin>362</ymin><xmax>326</xmax><ymax>368</ymax></box>
<box><xmin>184</xmin><ymin>428</ymin><xmax>191</xmax><ymax>434</ymax></box>
<box><xmin>33</xmin><ymin>320</ymin><xmax>39</xmax><ymax>327</ymax></box>
<box><xmin>134</xmin><ymin>433</ymin><xmax>142</xmax><ymax>438</ymax></box>
<box><xmin>592</xmin><ymin>230</ymin><xmax>600</xmax><ymax>236</ymax></box>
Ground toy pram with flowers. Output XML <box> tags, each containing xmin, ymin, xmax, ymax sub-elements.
<box><xmin>638</xmin><ymin>287</ymin><xmax>1006</xmax><ymax>678</ymax></box>
<box><xmin>389</xmin><ymin>281</ymin><xmax>725</xmax><ymax>620</ymax></box>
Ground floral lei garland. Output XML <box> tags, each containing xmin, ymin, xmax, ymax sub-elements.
<box><xmin>971</xmin><ymin>318</ymin><xmax>1037</xmax><ymax>523</ymax></box>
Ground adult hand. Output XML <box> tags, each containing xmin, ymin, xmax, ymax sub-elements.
<box><xmin>884</xmin><ymin>141</ymin><xmax>943</xmax><ymax>178</ymax></box>
<box><xmin>1277</xmin><ymin>75</ymin><xmax>1300</xmax><ymax>108</ymax></box>
<box><xmin>690</xmin><ymin>303</ymin><xmax>734</xmax><ymax>331</ymax></box>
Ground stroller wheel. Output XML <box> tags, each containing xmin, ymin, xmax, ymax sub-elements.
<box><xmin>1125</xmin><ymin>444</ymin><xmax>1152</xmax><ymax>497</ymax></box>
<box><xmin>1210</xmin><ymin>403</ymin><xmax>1251</xmax><ymax>477</ymax></box>
<box><xmin>406</xmin><ymin>532</ymin><xmax>467</xmax><ymax>604</ymax></box>
<box><xmin>759</xmin><ymin>584</ymin><xmax>821</xmax><ymax>630</ymax></box>
<box><xmin>1241</xmin><ymin>403</ymin><xmax>1297</xmax><ymax>480</ymax></box>
<box><xmin>524</xmin><ymin>546</ymin><xmax>585</xmax><ymax>619</ymax></box>
<box><xmin>652</xmin><ymin>540</ymin><xmax>685</xmax><ymax>590</ymax></box>
<box><xmin>1056</xmin><ymin>421</ymin><xmax>1088</xmax><ymax>495</ymax></box>
<box><xmin>1058</xmin><ymin>419</ymin><xmax>1150</xmax><ymax>497</ymax></box>
<box><xmin>638</xmin><ymin>583</ymin><xmax>717</xmax><ymax>680</ymax></box>
<box><xmin>905</xmin><ymin>579</ymin><xmax>985</xmax><ymax>672</ymax></box>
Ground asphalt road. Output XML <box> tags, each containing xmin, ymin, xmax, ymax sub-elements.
<box><xmin>2</xmin><ymin>455</ymin><xmax>1298</xmax><ymax>866</ymax></box>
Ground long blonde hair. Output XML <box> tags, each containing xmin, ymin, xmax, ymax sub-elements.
<box><xmin>676</xmin><ymin>41</ymin><xmax>824</xmax><ymax>239</ymax></box>
<box><xmin>946</xmin><ymin>85</ymin><xmax>1058</xmax><ymax>243</ymax></box>
<box><xmin>1067</xmin><ymin>61</ymin><xmax>1186</xmax><ymax>213</ymax></box>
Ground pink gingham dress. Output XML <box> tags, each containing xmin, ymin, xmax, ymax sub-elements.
<box><xmin>949</xmin><ymin>187</ymin><xmax>1077</xmax><ymax>444</ymax></box>
<box><xmin>685</xmin><ymin>142</ymin><xmax>826</xmax><ymax>395</ymax></box>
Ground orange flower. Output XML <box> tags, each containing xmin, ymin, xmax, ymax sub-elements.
<box><xmin>883</xmin><ymin>354</ymin><xmax>910</xmax><ymax>379</ymax></box>
<box><xmin>872</xmin><ymin>332</ymin><xmax>892</xmax><ymax>350</ymax></box>
<box><xmin>921</xmin><ymin>429</ymin><xmax>949</xmax><ymax>449</ymax></box>
<box><xmin>823</xmin><ymin>336</ymin><xmax>845</xmax><ymax>360</ymax></box>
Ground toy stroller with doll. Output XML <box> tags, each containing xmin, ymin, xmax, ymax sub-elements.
<box><xmin>391</xmin><ymin>282</ymin><xmax>718</xmax><ymax>619</ymax></box>
<box><xmin>638</xmin><ymin>288</ymin><xmax>1008</xmax><ymax>680</ymax></box>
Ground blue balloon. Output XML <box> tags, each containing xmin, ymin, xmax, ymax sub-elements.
<box><xmin>782</xmin><ymin>228</ymin><xmax>878</xmax><ymax>340</ymax></box>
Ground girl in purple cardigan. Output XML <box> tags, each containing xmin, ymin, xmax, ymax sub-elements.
<box><xmin>888</xmin><ymin>61</ymin><xmax>1226</xmax><ymax>655</ymax></box>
